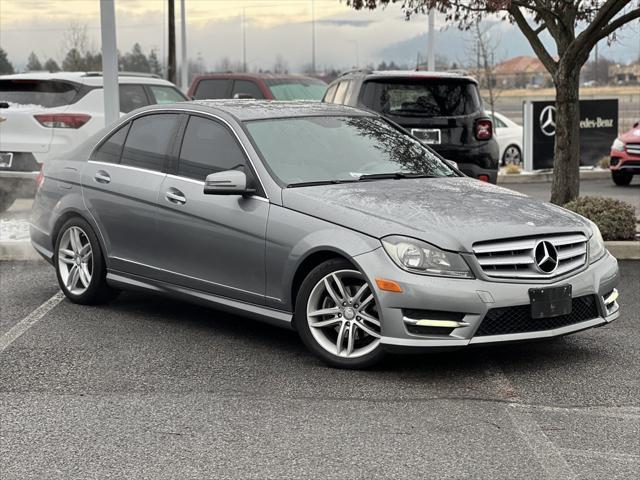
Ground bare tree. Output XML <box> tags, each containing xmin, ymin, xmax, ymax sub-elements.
<box><xmin>468</xmin><ymin>22</ymin><xmax>502</xmax><ymax>119</ymax></box>
<box><xmin>347</xmin><ymin>0</ymin><xmax>640</xmax><ymax>204</ymax></box>
<box><xmin>273</xmin><ymin>54</ymin><xmax>289</xmax><ymax>74</ymax></box>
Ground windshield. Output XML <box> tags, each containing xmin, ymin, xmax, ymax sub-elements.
<box><xmin>265</xmin><ymin>78</ymin><xmax>326</xmax><ymax>101</ymax></box>
<box><xmin>361</xmin><ymin>79</ymin><xmax>480</xmax><ymax>117</ymax></box>
<box><xmin>245</xmin><ymin>116</ymin><xmax>457</xmax><ymax>185</ymax></box>
<box><xmin>0</xmin><ymin>79</ymin><xmax>79</xmax><ymax>108</ymax></box>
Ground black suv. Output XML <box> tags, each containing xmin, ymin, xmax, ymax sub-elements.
<box><xmin>323</xmin><ymin>70</ymin><xmax>499</xmax><ymax>183</ymax></box>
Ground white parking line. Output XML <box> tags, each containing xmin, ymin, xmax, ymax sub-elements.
<box><xmin>0</xmin><ymin>291</ymin><xmax>64</xmax><ymax>353</ymax></box>
<box><xmin>485</xmin><ymin>364</ymin><xmax>578</xmax><ymax>480</ymax></box>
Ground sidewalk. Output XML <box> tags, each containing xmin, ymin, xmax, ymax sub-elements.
<box><xmin>498</xmin><ymin>167</ymin><xmax>610</xmax><ymax>184</ymax></box>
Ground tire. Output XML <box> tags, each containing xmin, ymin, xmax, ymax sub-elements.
<box><xmin>54</xmin><ymin>217</ymin><xmax>119</xmax><ymax>305</ymax></box>
<box><xmin>0</xmin><ymin>190</ymin><xmax>16</xmax><ymax>213</ymax></box>
<box><xmin>611</xmin><ymin>170</ymin><xmax>633</xmax><ymax>186</ymax></box>
<box><xmin>502</xmin><ymin>145</ymin><xmax>522</xmax><ymax>166</ymax></box>
<box><xmin>295</xmin><ymin>258</ymin><xmax>386</xmax><ymax>369</ymax></box>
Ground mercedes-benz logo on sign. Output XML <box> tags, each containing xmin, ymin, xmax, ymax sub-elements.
<box><xmin>534</xmin><ymin>240</ymin><xmax>559</xmax><ymax>274</ymax></box>
<box><xmin>540</xmin><ymin>105</ymin><xmax>556</xmax><ymax>136</ymax></box>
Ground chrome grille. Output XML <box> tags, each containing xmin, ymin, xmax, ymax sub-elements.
<box><xmin>626</xmin><ymin>143</ymin><xmax>640</xmax><ymax>155</ymax></box>
<box><xmin>473</xmin><ymin>233</ymin><xmax>587</xmax><ymax>279</ymax></box>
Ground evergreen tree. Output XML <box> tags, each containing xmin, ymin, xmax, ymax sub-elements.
<box><xmin>62</xmin><ymin>48</ymin><xmax>85</xmax><ymax>71</ymax></box>
<box><xmin>0</xmin><ymin>48</ymin><xmax>14</xmax><ymax>74</ymax></box>
<box><xmin>148</xmin><ymin>49</ymin><xmax>162</xmax><ymax>76</ymax></box>
<box><xmin>44</xmin><ymin>58</ymin><xmax>61</xmax><ymax>72</ymax></box>
<box><xmin>26</xmin><ymin>52</ymin><xmax>43</xmax><ymax>71</ymax></box>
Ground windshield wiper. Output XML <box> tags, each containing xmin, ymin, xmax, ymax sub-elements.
<box><xmin>287</xmin><ymin>179</ymin><xmax>358</xmax><ymax>188</ymax></box>
<box><xmin>357</xmin><ymin>172</ymin><xmax>436</xmax><ymax>181</ymax></box>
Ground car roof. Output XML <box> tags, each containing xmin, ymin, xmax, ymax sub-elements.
<box><xmin>145</xmin><ymin>100</ymin><xmax>375</xmax><ymax>122</ymax></box>
<box><xmin>0</xmin><ymin>72</ymin><xmax>177</xmax><ymax>87</ymax></box>
<box><xmin>193</xmin><ymin>72</ymin><xmax>324</xmax><ymax>82</ymax></box>
<box><xmin>338</xmin><ymin>69</ymin><xmax>478</xmax><ymax>84</ymax></box>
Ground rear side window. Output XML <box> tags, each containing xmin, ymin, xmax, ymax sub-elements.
<box><xmin>121</xmin><ymin>114</ymin><xmax>179</xmax><ymax>171</ymax></box>
<box><xmin>0</xmin><ymin>80</ymin><xmax>78</xmax><ymax>108</ymax></box>
<box><xmin>178</xmin><ymin>116</ymin><xmax>246</xmax><ymax>181</ymax></box>
<box><xmin>93</xmin><ymin>123</ymin><xmax>130</xmax><ymax>164</ymax></box>
<box><xmin>360</xmin><ymin>79</ymin><xmax>481</xmax><ymax>117</ymax></box>
<box><xmin>194</xmin><ymin>79</ymin><xmax>230</xmax><ymax>99</ymax></box>
<box><xmin>119</xmin><ymin>84</ymin><xmax>150</xmax><ymax>113</ymax></box>
<box><xmin>333</xmin><ymin>81</ymin><xmax>350</xmax><ymax>104</ymax></box>
<box><xmin>232</xmin><ymin>80</ymin><xmax>264</xmax><ymax>99</ymax></box>
<box><xmin>148</xmin><ymin>85</ymin><xmax>187</xmax><ymax>104</ymax></box>
<box><xmin>323</xmin><ymin>84</ymin><xmax>337</xmax><ymax>103</ymax></box>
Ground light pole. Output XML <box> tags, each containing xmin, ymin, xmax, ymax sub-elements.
<box><xmin>99</xmin><ymin>0</ymin><xmax>119</xmax><ymax>126</ymax></box>
<box><xmin>427</xmin><ymin>9</ymin><xmax>435</xmax><ymax>71</ymax></box>
<box><xmin>180</xmin><ymin>0</ymin><xmax>188</xmax><ymax>90</ymax></box>
<box><xmin>311</xmin><ymin>0</ymin><xmax>316</xmax><ymax>73</ymax></box>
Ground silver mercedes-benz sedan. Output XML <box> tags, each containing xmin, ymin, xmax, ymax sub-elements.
<box><xmin>30</xmin><ymin>100</ymin><xmax>620</xmax><ymax>368</ymax></box>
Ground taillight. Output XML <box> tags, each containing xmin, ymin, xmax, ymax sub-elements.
<box><xmin>34</xmin><ymin>113</ymin><xmax>91</xmax><ymax>129</ymax></box>
<box><xmin>475</xmin><ymin>118</ymin><xmax>493</xmax><ymax>140</ymax></box>
<box><xmin>35</xmin><ymin>163</ymin><xmax>45</xmax><ymax>190</ymax></box>
<box><xmin>478</xmin><ymin>174</ymin><xmax>490</xmax><ymax>182</ymax></box>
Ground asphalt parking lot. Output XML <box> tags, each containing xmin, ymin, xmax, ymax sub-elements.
<box><xmin>1</xmin><ymin>258</ymin><xmax>638</xmax><ymax>479</ymax></box>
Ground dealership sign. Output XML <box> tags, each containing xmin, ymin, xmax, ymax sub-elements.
<box><xmin>523</xmin><ymin>99</ymin><xmax>618</xmax><ymax>170</ymax></box>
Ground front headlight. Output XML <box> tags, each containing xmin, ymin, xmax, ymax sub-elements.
<box><xmin>611</xmin><ymin>138</ymin><xmax>625</xmax><ymax>152</ymax></box>
<box><xmin>588</xmin><ymin>221</ymin><xmax>606</xmax><ymax>263</ymax></box>
<box><xmin>381</xmin><ymin>235</ymin><xmax>473</xmax><ymax>278</ymax></box>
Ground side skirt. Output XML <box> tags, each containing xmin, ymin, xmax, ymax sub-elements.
<box><xmin>106</xmin><ymin>270</ymin><xmax>294</xmax><ymax>330</ymax></box>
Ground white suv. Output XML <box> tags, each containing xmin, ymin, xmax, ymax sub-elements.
<box><xmin>0</xmin><ymin>72</ymin><xmax>187</xmax><ymax>211</ymax></box>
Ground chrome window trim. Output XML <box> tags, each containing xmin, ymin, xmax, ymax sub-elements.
<box><xmin>88</xmin><ymin>107</ymin><xmax>270</xmax><ymax>199</ymax></box>
<box><xmin>87</xmin><ymin>159</ymin><xmax>166</xmax><ymax>177</ymax></box>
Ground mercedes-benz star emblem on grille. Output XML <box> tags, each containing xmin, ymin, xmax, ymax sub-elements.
<box><xmin>539</xmin><ymin>105</ymin><xmax>556</xmax><ymax>136</ymax></box>
<box><xmin>534</xmin><ymin>240</ymin><xmax>559</xmax><ymax>274</ymax></box>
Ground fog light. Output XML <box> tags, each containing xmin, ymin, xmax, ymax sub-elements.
<box><xmin>610</xmin><ymin>157</ymin><xmax>619</xmax><ymax>166</ymax></box>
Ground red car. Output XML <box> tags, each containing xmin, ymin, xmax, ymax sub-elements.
<box><xmin>187</xmin><ymin>73</ymin><xmax>326</xmax><ymax>101</ymax></box>
<box><xmin>610</xmin><ymin>121</ymin><xmax>640</xmax><ymax>186</ymax></box>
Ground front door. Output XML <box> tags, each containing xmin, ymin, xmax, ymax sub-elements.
<box><xmin>154</xmin><ymin>114</ymin><xmax>268</xmax><ymax>305</ymax></box>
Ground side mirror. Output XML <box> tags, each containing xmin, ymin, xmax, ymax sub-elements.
<box><xmin>233</xmin><ymin>93</ymin><xmax>254</xmax><ymax>99</ymax></box>
<box><xmin>204</xmin><ymin>170</ymin><xmax>255</xmax><ymax>196</ymax></box>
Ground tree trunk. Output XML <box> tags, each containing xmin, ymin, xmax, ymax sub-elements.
<box><xmin>550</xmin><ymin>64</ymin><xmax>581</xmax><ymax>205</ymax></box>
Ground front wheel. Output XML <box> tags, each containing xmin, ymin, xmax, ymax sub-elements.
<box><xmin>611</xmin><ymin>170</ymin><xmax>633</xmax><ymax>186</ymax></box>
<box><xmin>54</xmin><ymin>217</ymin><xmax>119</xmax><ymax>304</ymax></box>
<box><xmin>295</xmin><ymin>259</ymin><xmax>385</xmax><ymax>369</ymax></box>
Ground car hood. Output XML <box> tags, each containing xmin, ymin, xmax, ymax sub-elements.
<box><xmin>281</xmin><ymin>177</ymin><xmax>591</xmax><ymax>252</ymax></box>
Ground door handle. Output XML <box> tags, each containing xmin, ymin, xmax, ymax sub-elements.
<box><xmin>94</xmin><ymin>170</ymin><xmax>111</xmax><ymax>184</ymax></box>
<box><xmin>165</xmin><ymin>188</ymin><xmax>186</xmax><ymax>205</ymax></box>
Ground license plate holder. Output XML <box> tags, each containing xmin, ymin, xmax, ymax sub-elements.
<box><xmin>0</xmin><ymin>152</ymin><xmax>13</xmax><ymax>169</ymax></box>
<box><xmin>411</xmin><ymin>128</ymin><xmax>441</xmax><ymax>144</ymax></box>
<box><xmin>529</xmin><ymin>285</ymin><xmax>572</xmax><ymax>319</ymax></box>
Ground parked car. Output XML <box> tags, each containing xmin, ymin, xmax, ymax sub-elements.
<box><xmin>0</xmin><ymin>72</ymin><xmax>187</xmax><ymax>212</ymax></box>
<box><xmin>609</xmin><ymin>121</ymin><xmax>640</xmax><ymax>186</ymax></box>
<box><xmin>322</xmin><ymin>70</ymin><xmax>500</xmax><ymax>183</ymax></box>
<box><xmin>31</xmin><ymin>100</ymin><xmax>620</xmax><ymax>369</ymax></box>
<box><xmin>490</xmin><ymin>111</ymin><xmax>523</xmax><ymax>166</ymax></box>
<box><xmin>188</xmin><ymin>73</ymin><xmax>326</xmax><ymax>101</ymax></box>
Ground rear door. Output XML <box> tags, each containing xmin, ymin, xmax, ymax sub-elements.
<box><xmin>154</xmin><ymin>114</ymin><xmax>268</xmax><ymax>304</ymax></box>
<box><xmin>193</xmin><ymin>78</ymin><xmax>232</xmax><ymax>99</ymax></box>
<box><xmin>82</xmin><ymin>112</ymin><xmax>181</xmax><ymax>278</ymax></box>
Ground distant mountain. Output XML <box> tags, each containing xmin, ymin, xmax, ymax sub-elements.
<box><xmin>377</xmin><ymin>23</ymin><xmax>638</xmax><ymax>67</ymax></box>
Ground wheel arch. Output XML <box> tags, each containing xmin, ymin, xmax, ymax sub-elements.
<box><xmin>50</xmin><ymin>208</ymin><xmax>108</xmax><ymax>264</ymax></box>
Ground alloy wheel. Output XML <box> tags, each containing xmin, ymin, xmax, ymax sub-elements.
<box><xmin>503</xmin><ymin>146</ymin><xmax>522</xmax><ymax>165</ymax></box>
<box><xmin>306</xmin><ymin>269</ymin><xmax>381</xmax><ymax>359</ymax></box>
<box><xmin>57</xmin><ymin>226</ymin><xmax>93</xmax><ymax>295</ymax></box>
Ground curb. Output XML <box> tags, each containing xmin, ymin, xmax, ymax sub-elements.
<box><xmin>498</xmin><ymin>170</ymin><xmax>610</xmax><ymax>184</ymax></box>
<box><xmin>604</xmin><ymin>241</ymin><xmax>640</xmax><ymax>261</ymax></box>
<box><xmin>2</xmin><ymin>240</ymin><xmax>639</xmax><ymax>262</ymax></box>
<box><xmin>0</xmin><ymin>241</ymin><xmax>42</xmax><ymax>261</ymax></box>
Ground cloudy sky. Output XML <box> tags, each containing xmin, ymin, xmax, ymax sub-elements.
<box><xmin>1</xmin><ymin>0</ymin><xmax>637</xmax><ymax>72</ymax></box>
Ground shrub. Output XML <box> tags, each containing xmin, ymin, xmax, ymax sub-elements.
<box><xmin>504</xmin><ymin>163</ymin><xmax>521</xmax><ymax>174</ymax></box>
<box><xmin>564</xmin><ymin>196</ymin><xmax>637</xmax><ymax>241</ymax></box>
<box><xmin>598</xmin><ymin>156</ymin><xmax>610</xmax><ymax>169</ymax></box>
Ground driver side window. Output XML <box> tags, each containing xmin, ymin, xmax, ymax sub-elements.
<box><xmin>178</xmin><ymin>116</ymin><xmax>247</xmax><ymax>181</ymax></box>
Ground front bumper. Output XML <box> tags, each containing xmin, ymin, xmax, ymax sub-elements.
<box><xmin>355</xmin><ymin>247</ymin><xmax>620</xmax><ymax>351</ymax></box>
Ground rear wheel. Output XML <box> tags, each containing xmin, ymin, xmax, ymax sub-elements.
<box><xmin>54</xmin><ymin>217</ymin><xmax>119</xmax><ymax>304</ymax></box>
<box><xmin>295</xmin><ymin>259</ymin><xmax>385</xmax><ymax>369</ymax></box>
<box><xmin>502</xmin><ymin>145</ymin><xmax>522</xmax><ymax>166</ymax></box>
<box><xmin>0</xmin><ymin>190</ymin><xmax>16</xmax><ymax>213</ymax></box>
<box><xmin>611</xmin><ymin>170</ymin><xmax>633</xmax><ymax>186</ymax></box>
